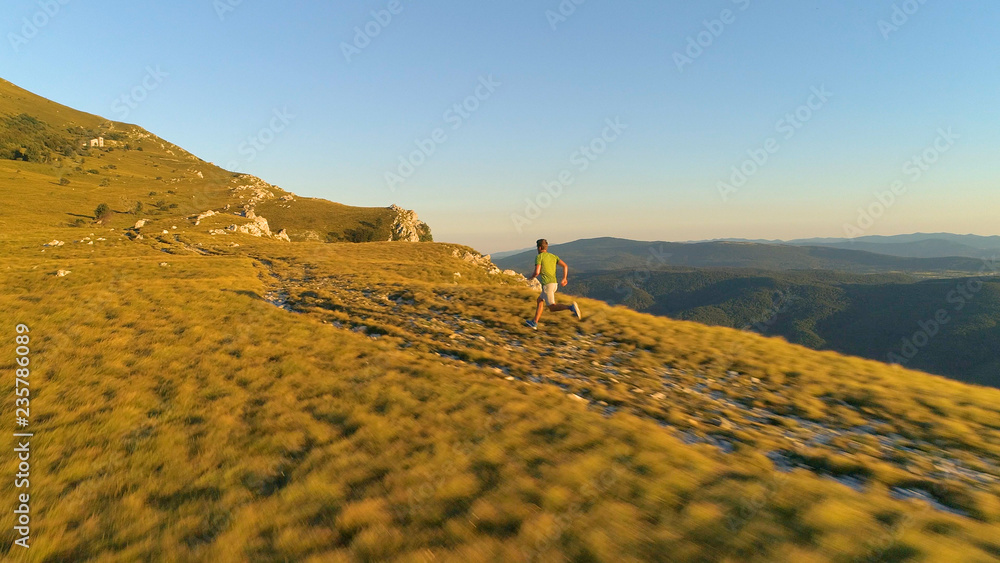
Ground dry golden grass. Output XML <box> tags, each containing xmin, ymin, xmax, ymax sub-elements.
<box><xmin>2</xmin><ymin>225</ymin><xmax>999</xmax><ymax>561</ymax></box>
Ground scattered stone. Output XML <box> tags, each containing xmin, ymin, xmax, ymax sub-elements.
<box><xmin>56</xmin><ymin>270</ymin><xmax>71</xmax><ymax>277</ymax></box>
<box><xmin>209</xmin><ymin>229</ymin><xmax>226</xmax><ymax>236</ymax></box>
<box><xmin>134</xmin><ymin>219</ymin><xmax>146</xmax><ymax>229</ymax></box>
<box><xmin>275</xmin><ymin>229</ymin><xmax>291</xmax><ymax>242</ymax></box>
<box><xmin>44</xmin><ymin>240</ymin><xmax>64</xmax><ymax>247</ymax></box>
<box><xmin>454</xmin><ymin>272</ymin><xmax>462</xmax><ymax>278</ymax></box>
<box><xmin>194</xmin><ymin>210</ymin><xmax>216</xmax><ymax>225</ymax></box>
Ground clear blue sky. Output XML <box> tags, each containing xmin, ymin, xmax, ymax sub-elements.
<box><xmin>3</xmin><ymin>0</ymin><xmax>998</xmax><ymax>253</ymax></box>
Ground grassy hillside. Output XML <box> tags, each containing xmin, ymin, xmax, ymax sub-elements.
<box><xmin>0</xmin><ymin>78</ymin><xmax>410</xmax><ymax>242</ymax></box>
<box><xmin>495</xmin><ymin>237</ymin><xmax>991</xmax><ymax>276</ymax></box>
<box><xmin>2</xmin><ymin>80</ymin><xmax>1000</xmax><ymax>561</ymax></box>
<box><xmin>568</xmin><ymin>268</ymin><xmax>1000</xmax><ymax>388</ymax></box>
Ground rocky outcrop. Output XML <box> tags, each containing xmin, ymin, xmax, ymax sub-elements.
<box><xmin>452</xmin><ymin>248</ymin><xmax>531</xmax><ymax>285</ymax></box>
<box><xmin>227</xmin><ymin>216</ymin><xmax>273</xmax><ymax>238</ymax></box>
<box><xmin>217</xmin><ymin>175</ymin><xmax>291</xmax><ymax>242</ymax></box>
<box><xmin>388</xmin><ymin>204</ymin><xmax>431</xmax><ymax>242</ymax></box>
<box><xmin>231</xmin><ymin>174</ymin><xmax>278</xmax><ymax>209</ymax></box>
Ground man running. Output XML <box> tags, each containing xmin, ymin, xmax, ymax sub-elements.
<box><xmin>525</xmin><ymin>239</ymin><xmax>582</xmax><ymax>330</ymax></box>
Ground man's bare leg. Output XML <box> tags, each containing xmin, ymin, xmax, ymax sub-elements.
<box><xmin>533</xmin><ymin>299</ymin><xmax>546</xmax><ymax>323</ymax></box>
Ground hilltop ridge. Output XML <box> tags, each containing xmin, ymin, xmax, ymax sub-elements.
<box><xmin>0</xmin><ymin>77</ymin><xmax>431</xmax><ymax>244</ymax></box>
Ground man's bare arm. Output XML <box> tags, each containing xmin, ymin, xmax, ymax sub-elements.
<box><xmin>558</xmin><ymin>259</ymin><xmax>568</xmax><ymax>286</ymax></box>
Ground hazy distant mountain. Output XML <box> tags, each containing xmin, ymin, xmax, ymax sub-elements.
<box><xmin>788</xmin><ymin>233</ymin><xmax>1000</xmax><ymax>249</ymax></box>
<box><xmin>686</xmin><ymin>233</ymin><xmax>1000</xmax><ymax>260</ymax></box>
<box><xmin>495</xmin><ymin>237</ymin><xmax>991</xmax><ymax>276</ymax></box>
<box><xmin>788</xmin><ymin>239</ymin><xmax>992</xmax><ymax>259</ymax></box>
<box><xmin>489</xmin><ymin>246</ymin><xmax>534</xmax><ymax>260</ymax></box>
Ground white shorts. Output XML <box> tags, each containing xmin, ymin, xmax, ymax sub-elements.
<box><xmin>540</xmin><ymin>283</ymin><xmax>558</xmax><ymax>305</ymax></box>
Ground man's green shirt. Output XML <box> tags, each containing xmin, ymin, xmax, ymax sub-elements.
<box><xmin>535</xmin><ymin>252</ymin><xmax>560</xmax><ymax>285</ymax></box>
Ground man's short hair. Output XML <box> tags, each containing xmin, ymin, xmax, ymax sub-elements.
<box><xmin>536</xmin><ymin>239</ymin><xmax>548</xmax><ymax>251</ymax></box>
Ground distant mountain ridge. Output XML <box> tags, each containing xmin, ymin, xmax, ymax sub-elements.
<box><xmin>495</xmin><ymin>237</ymin><xmax>993</xmax><ymax>276</ymax></box>
<box><xmin>678</xmin><ymin>233</ymin><xmax>1000</xmax><ymax>259</ymax></box>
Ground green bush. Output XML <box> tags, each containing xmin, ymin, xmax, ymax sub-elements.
<box><xmin>0</xmin><ymin>113</ymin><xmax>81</xmax><ymax>163</ymax></box>
<box><xmin>94</xmin><ymin>203</ymin><xmax>112</xmax><ymax>223</ymax></box>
